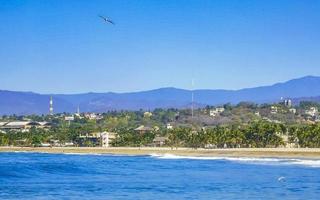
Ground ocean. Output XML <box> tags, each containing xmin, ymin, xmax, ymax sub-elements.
<box><xmin>0</xmin><ymin>152</ymin><xmax>320</xmax><ymax>199</ymax></box>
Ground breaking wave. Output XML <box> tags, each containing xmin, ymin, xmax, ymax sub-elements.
<box><xmin>149</xmin><ymin>153</ymin><xmax>320</xmax><ymax>168</ymax></box>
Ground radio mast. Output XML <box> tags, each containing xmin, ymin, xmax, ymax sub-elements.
<box><xmin>191</xmin><ymin>79</ymin><xmax>194</xmax><ymax>119</ymax></box>
<box><xmin>49</xmin><ymin>96</ymin><xmax>53</xmax><ymax>115</ymax></box>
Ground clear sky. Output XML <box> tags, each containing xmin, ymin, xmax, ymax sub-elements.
<box><xmin>0</xmin><ymin>0</ymin><xmax>320</xmax><ymax>94</ymax></box>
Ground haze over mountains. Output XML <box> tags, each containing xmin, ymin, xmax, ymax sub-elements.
<box><xmin>1</xmin><ymin>76</ymin><xmax>320</xmax><ymax>115</ymax></box>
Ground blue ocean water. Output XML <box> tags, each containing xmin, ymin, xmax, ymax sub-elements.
<box><xmin>0</xmin><ymin>153</ymin><xmax>320</xmax><ymax>199</ymax></box>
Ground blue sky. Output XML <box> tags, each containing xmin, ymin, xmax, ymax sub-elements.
<box><xmin>0</xmin><ymin>0</ymin><xmax>320</xmax><ymax>94</ymax></box>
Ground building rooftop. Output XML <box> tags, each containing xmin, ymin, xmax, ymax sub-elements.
<box><xmin>134</xmin><ymin>125</ymin><xmax>153</xmax><ymax>131</ymax></box>
<box><xmin>38</xmin><ymin>121</ymin><xmax>52</xmax><ymax>126</ymax></box>
<box><xmin>153</xmin><ymin>136</ymin><xmax>167</xmax><ymax>143</ymax></box>
<box><xmin>0</xmin><ymin>122</ymin><xmax>8</xmax><ymax>126</ymax></box>
<box><xmin>5</xmin><ymin>121</ymin><xmax>35</xmax><ymax>126</ymax></box>
<box><xmin>1</xmin><ymin>121</ymin><xmax>45</xmax><ymax>129</ymax></box>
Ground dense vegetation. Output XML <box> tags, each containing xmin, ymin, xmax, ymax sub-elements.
<box><xmin>1</xmin><ymin>101</ymin><xmax>320</xmax><ymax>148</ymax></box>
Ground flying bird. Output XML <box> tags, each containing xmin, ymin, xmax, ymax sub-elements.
<box><xmin>99</xmin><ymin>15</ymin><xmax>115</xmax><ymax>25</ymax></box>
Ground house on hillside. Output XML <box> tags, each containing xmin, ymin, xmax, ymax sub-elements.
<box><xmin>270</xmin><ymin>106</ymin><xmax>278</xmax><ymax>114</ymax></box>
<box><xmin>305</xmin><ymin>107</ymin><xmax>318</xmax><ymax>117</ymax></box>
<box><xmin>143</xmin><ymin>112</ymin><xmax>153</xmax><ymax>118</ymax></box>
<box><xmin>38</xmin><ymin>122</ymin><xmax>52</xmax><ymax>130</ymax></box>
<box><xmin>64</xmin><ymin>116</ymin><xmax>75</xmax><ymax>121</ymax></box>
<box><xmin>134</xmin><ymin>125</ymin><xmax>153</xmax><ymax>134</ymax></box>
<box><xmin>0</xmin><ymin>122</ymin><xmax>7</xmax><ymax>131</ymax></box>
<box><xmin>209</xmin><ymin>107</ymin><xmax>225</xmax><ymax>117</ymax></box>
<box><xmin>283</xmin><ymin>99</ymin><xmax>292</xmax><ymax>107</ymax></box>
<box><xmin>289</xmin><ymin>108</ymin><xmax>297</xmax><ymax>114</ymax></box>
<box><xmin>166</xmin><ymin>123</ymin><xmax>173</xmax><ymax>130</ymax></box>
<box><xmin>84</xmin><ymin>113</ymin><xmax>103</xmax><ymax>120</ymax></box>
<box><xmin>0</xmin><ymin>121</ymin><xmax>51</xmax><ymax>132</ymax></box>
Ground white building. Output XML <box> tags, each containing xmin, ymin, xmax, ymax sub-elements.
<box><xmin>283</xmin><ymin>99</ymin><xmax>292</xmax><ymax>107</ymax></box>
<box><xmin>84</xmin><ymin>113</ymin><xmax>103</xmax><ymax>120</ymax></box>
<box><xmin>166</xmin><ymin>123</ymin><xmax>173</xmax><ymax>130</ymax></box>
<box><xmin>65</xmin><ymin>116</ymin><xmax>75</xmax><ymax>121</ymax></box>
<box><xmin>0</xmin><ymin>121</ymin><xmax>51</xmax><ymax>132</ymax></box>
<box><xmin>144</xmin><ymin>112</ymin><xmax>153</xmax><ymax>118</ymax></box>
<box><xmin>64</xmin><ymin>142</ymin><xmax>74</xmax><ymax>147</ymax></box>
<box><xmin>270</xmin><ymin>106</ymin><xmax>278</xmax><ymax>114</ymax></box>
<box><xmin>289</xmin><ymin>108</ymin><xmax>296</xmax><ymax>114</ymax></box>
<box><xmin>305</xmin><ymin>107</ymin><xmax>318</xmax><ymax>117</ymax></box>
<box><xmin>100</xmin><ymin>132</ymin><xmax>117</xmax><ymax>147</ymax></box>
<box><xmin>209</xmin><ymin>107</ymin><xmax>225</xmax><ymax>117</ymax></box>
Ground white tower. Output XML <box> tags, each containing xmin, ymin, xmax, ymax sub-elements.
<box><xmin>75</xmin><ymin>105</ymin><xmax>80</xmax><ymax>117</ymax></box>
<box><xmin>191</xmin><ymin>79</ymin><xmax>194</xmax><ymax>119</ymax></box>
<box><xmin>49</xmin><ymin>96</ymin><xmax>53</xmax><ymax>115</ymax></box>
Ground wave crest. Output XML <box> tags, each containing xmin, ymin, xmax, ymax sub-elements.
<box><xmin>149</xmin><ymin>153</ymin><xmax>320</xmax><ymax>168</ymax></box>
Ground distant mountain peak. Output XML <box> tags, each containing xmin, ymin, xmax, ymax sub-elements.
<box><xmin>287</xmin><ymin>75</ymin><xmax>320</xmax><ymax>82</ymax></box>
<box><xmin>1</xmin><ymin>76</ymin><xmax>320</xmax><ymax>114</ymax></box>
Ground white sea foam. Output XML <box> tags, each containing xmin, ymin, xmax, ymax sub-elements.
<box><xmin>58</xmin><ymin>152</ymin><xmax>132</xmax><ymax>157</ymax></box>
<box><xmin>150</xmin><ymin>153</ymin><xmax>221</xmax><ymax>160</ymax></box>
<box><xmin>149</xmin><ymin>153</ymin><xmax>320</xmax><ymax>168</ymax></box>
<box><xmin>59</xmin><ymin>152</ymin><xmax>105</xmax><ymax>156</ymax></box>
<box><xmin>13</xmin><ymin>151</ymin><xmax>30</xmax><ymax>153</ymax></box>
<box><xmin>289</xmin><ymin>159</ymin><xmax>320</xmax><ymax>168</ymax></box>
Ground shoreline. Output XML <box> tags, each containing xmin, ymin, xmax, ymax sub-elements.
<box><xmin>1</xmin><ymin>147</ymin><xmax>320</xmax><ymax>159</ymax></box>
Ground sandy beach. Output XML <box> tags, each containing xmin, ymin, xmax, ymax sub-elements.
<box><xmin>1</xmin><ymin>147</ymin><xmax>320</xmax><ymax>159</ymax></box>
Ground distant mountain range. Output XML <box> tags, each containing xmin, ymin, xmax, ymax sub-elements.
<box><xmin>1</xmin><ymin>76</ymin><xmax>320</xmax><ymax>115</ymax></box>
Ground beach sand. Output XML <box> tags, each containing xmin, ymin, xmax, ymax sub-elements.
<box><xmin>1</xmin><ymin>147</ymin><xmax>320</xmax><ymax>158</ymax></box>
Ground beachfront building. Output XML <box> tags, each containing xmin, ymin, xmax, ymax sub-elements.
<box><xmin>64</xmin><ymin>142</ymin><xmax>74</xmax><ymax>147</ymax></box>
<box><xmin>79</xmin><ymin>132</ymin><xmax>101</xmax><ymax>146</ymax></box>
<box><xmin>279</xmin><ymin>134</ymin><xmax>300</xmax><ymax>148</ymax></box>
<box><xmin>101</xmin><ymin>132</ymin><xmax>117</xmax><ymax>147</ymax></box>
<box><xmin>79</xmin><ymin>132</ymin><xmax>117</xmax><ymax>147</ymax></box>
<box><xmin>152</xmin><ymin>136</ymin><xmax>168</xmax><ymax>147</ymax></box>
<box><xmin>15</xmin><ymin>139</ymin><xmax>28</xmax><ymax>146</ymax></box>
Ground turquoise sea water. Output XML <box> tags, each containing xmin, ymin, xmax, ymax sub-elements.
<box><xmin>0</xmin><ymin>152</ymin><xmax>320</xmax><ymax>199</ymax></box>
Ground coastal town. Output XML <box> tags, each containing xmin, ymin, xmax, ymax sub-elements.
<box><xmin>2</xmin><ymin>1</ymin><xmax>320</xmax><ymax>199</ymax></box>
<box><xmin>1</xmin><ymin>97</ymin><xmax>320</xmax><ymax>149</ymax></box>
